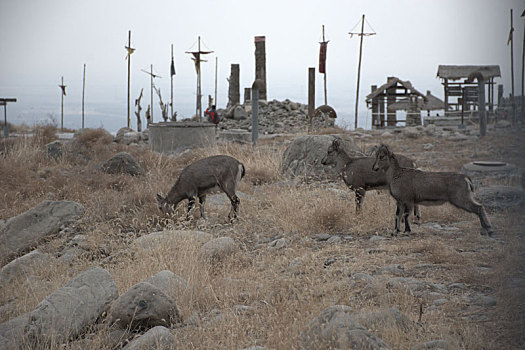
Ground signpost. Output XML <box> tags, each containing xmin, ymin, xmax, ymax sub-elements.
<box><xmin>1</xmin><ymin>98</ymin><xmax>17</xmax><ymax>138</ymax></box>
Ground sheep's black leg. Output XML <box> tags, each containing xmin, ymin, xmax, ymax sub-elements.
<box><xmin>404</xmin><ymin>205</ymin><xmax>412</xmax><ymax>233</ymax></box>
<box><xmin>355</xmin><ymin>187</ymin><xmax>366</xmax><ymax>214</ymax></box>
<box><xmin>413</xmin><ymin>205</ymin><xmax>421</xmax><ymax>225</ymax></box>
<box><xmin>395</xmin><ymin>202</ymin><xmax>404</xmax><ymax>234</ymax></box>
<box><xmin>199</xmin><ymin>195</ymin><xmax>207</xmax><ymax>220</ymax></box>
<box><xmin>187</xmin><ymin>198</ymin><xmax>196</xmax><ymax>220</ymax></box>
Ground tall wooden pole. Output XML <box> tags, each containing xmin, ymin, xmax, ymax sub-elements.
<box><xmin>215</xmin><ymin>56</ymin><xmax>218</xmax><ymax>106</ymax></box>
<box><xmin>60</xmin><ymin>76</ymin><xmax>64</xmax><ymax>131</ymax></box>
<box><xmin>82</xmin><ymin>64</ymin><xmax>86</xmax><ymax>129</ymax></box>
<box><xmin>322</xmin><ymin>25</ymin><xmax>327</xmax><ymax>106</ymax></box>
<box><xmin>510</xmin><ymin>9</ymin><xmax>516</xmax><ymax>125</ymax></box>
<box><xmin>171</xmin><ymin>44</ymin><xmax>174</xmax><ymax>120</ymax></box>
<box><xmin>308</xmin><ymin>67</ymin><xmax>315</xmax><ymax>133</ymax></box>
<box><xmin>150</xmin><ymin>64</ymin><xmax>154</xmax><ymax>123</ymax></box>
<box><xmin>197</xmin><ymin>36</ymin><xmax>202</xmax><ymax>121</ymax></box>
<box><xmin>522</xmin><ymin>15</ymin><xmax>525</xmax><ymax>119</ymax></box>
<box><xmin>127</xmin><ymin>30</ymin><xmax>131</xmax><ymax>128</ymax></box>
<box><xmin>354</xmin><ymin>14</ymin><xmax>365</xmax><ymax>129</ymax></box>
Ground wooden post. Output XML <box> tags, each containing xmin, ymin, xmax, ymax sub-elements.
<box><xmin>3</xmin><ymin>102</ymin><xmax>7</xmax><ymax>138</ymax></box>
<box><xmin>371</xmin><ymin>85</ymin><xmax>378</xmax><ymax>128</ymax></box>
<box><xmin>308</xmin><ymin>67</ymin><xmax>315</xmax><ymax>133</ymax></box>
<box><xmin>254</xmin><ymin>36</ymin><xmax>267</xmax><ymax>100</ymax></box>
<box><xmin>251</xmin><ymin>82</ymin><xmax>260</xmax><ymax>151</ymax></box>
<box><xmin>354</xmin><ymin>14</ymin><xmax>365</xmax><ymax>129</ymax></box>
<box><xmin>522</xmin><ymin>16</ymin><xmax>525</xmax><ymax>119</ymax></box>
<box><xmin>386</xmin><ymin>77</ymin><xmax>396</xmax><ymax>126</ymax></box>
<box><xmin>60</xmin><ymin>76</ymin><xmax>65</xmax><ymax>130</ymax></box>
<box><xmin>150</xmin><ymin>64</ymin><xmax>154</xmax><ymax>123</ymax></box>
<box><xmin>127</xmin><ymin>30</ymin><xmax>131</xmax><ymax>128</ymax></box>
<box><xmin>510</xmin><ymin>9</ymin><xmax>516</xmax><ymax>125</ymax></box>
<box><xmin>214</xmin><ymin>56</ymin><xmax>218</xmax><ymax>107</ymax></box>
<box><xmin>478</xmin><ymin>77</ymin><xmax>487</xmax><ymax>136</ymax></box>
<box><xmin>322</xmin><ymin>25</ymin><xmax>327</xmax><ymax>105</ymax></box>
<box><xmin>197</xmin><ymin>37</ymin><xmax>202</xmax><ymax>121</ymax></box>
<box><xmin>244</xmin><ymin>88</ymin><xmax>251</xmax><ymax>104</ymax></box>
<box><xmin>171</xmin><ymin>44</ymin><xmax>174</xmax><ymax>121</ymax></box>
<box><xmin>82</xmin><ymin>64</ymin><xmax>86</xmax><ymax>129</ymax></box>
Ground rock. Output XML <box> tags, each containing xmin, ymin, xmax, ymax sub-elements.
<box><xmin>289</xmin><ymin>257</ymin><xmax>304</xmax><ymax>276</ymax></box>
<box><xmin>26</xmin><ymin>267</ymin><xmax>118</xmax><ymax>344</ymax></box>
<box><xmin>99</xmin><ymin>152</ymin><xmax>144</xmax><ymax>176</ymax></box>
<box><xmin>109</xmin><ymin>282</ymin><xmax>182</xmax><ymax>330</ymax></box>
<box><xmin>46</xmin><ymin>140</ymin><xmax>64</xmax><ymax>159</ymax></box>
<box><xmin>423</xmin><ymin>143</ymin><xmax>434</xmax><ymax>150</ymax></box>
<box><xmin>233</xmin><ymin>106</ymin><xmax>249</xmax><ymax>120</ymax></box>
<box><xmin>115</xmin><ymin>127</ymin><xmax>134</xmax><ymax>143</ymax></box>
<box><xmin>412</xmin><ymin>339</ymin><xmax>449</xmax><ymax>350</ymax></box>
<box><xmin>145</xmin><ymin>270</ymin><xmax>189</xmax><ymax>297</ymax></box>
<box><xmin>355</xmin><ymin>307</ymin><xmax>410</xmax><ymax>331</ymax></box>
<box><xmin>327</xmin><ymin>236</ymin><xmax>342</xmax><ymax>243</ymax></box>
<box><xmin>301</xmin><ymin>305</ymin><xmax>391</xmax><ymax>349</ymax></box>
<box><xmin>314</xmin><ymin>233</ymin><xmax>331</xmax><ymax>241</ymax></box>
<box><xmin>267</xmin><ymin>237</ymin><xmax>286</xmax><ymax>250</ymax></box>
<box><xmin>243</xmin><ymin>347</ymin><xmax>269</xmax><ymax>350</ymax></box>
<box><xmin>403</xmin><ymin>127</ymin><xmax>421</xmax><ymax>139</ymax></box>
<box><xmin>350</xmin><ymin>273</ymin><xmax>375</xmax><ymax>284</ymax></box>
<box><xmin>135</xmin><ymin>230</ymin><xmax>212</xmax><ymax>249</ymax></box>
<box><xmin>370</xmin><ymin>235</ymin><xmax>387</xmax><ymax>242</ymax></box>
<box><xmin>471</xmin><ymin>295</ymin><xmax>497</xmax><ymax>307</ymax></box>
<box><xmin>122</xmin><ymin>326</ymin><xmax>176</xmax><ymax>350</ymax></box>
<box><xmin>122</xmin><ymin>131</ymin><xmax>142</xmax><ymax>145</ymax></box>
<box><xmin>198</xmin><ymin>237</ymin><xmax>236</xmax><ymax>262</ymax></box>
<box><xmin>0</xmin><ymin>249</ymin><xmax>53</xmax><ymax>284</ymax></box>
<box><xmin>0</xmin><ymin>314</ymin><xmax>30</xmax><ymax>350</ymax></box>
<box><xmin>377</xmin><ymin>264</ymin><xmax>405</xmax><ymax>276</ymax></box>
<box><xmin>474</xmin><ymin>186</ymin><xmax>525</xmax><ymax>210</ymax></box>
<box><xmin>0</xmin><ymin>200</ymin><xmax>85</xmax><ymax>262</ymax></box>
<box><xmin>281</xmin><ymin>135</ymin><xmax>358</xmax><ymax>180</ymax></box>
<box><xmin>495</xmin><ymin>120</ymin><xmax>511</xmax><ymax>128</ymax></box>
<box><xmin>387</xmin><ymin>277</ymin><xmax>447</xmax><ymax>295</ymax></box>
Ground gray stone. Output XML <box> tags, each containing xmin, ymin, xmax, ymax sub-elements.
<box><xmin>289</xmin><ymin>257</ymin><xmax>304</xmax><ymax>276</ymax></box>
<box><xmin>387</xmin><ymin>277</ymin><xmax>447</xmax><ymax>294</ymax></box>
<box><xmin>474</xmin><ymin>186</ymin><xmax>525</xmax><ymax>210</ymax></box>
<box><xmin>433</xmin><ymin>299</ymin><xmax>448</xmax><ymax>306</ymax></box>
<box><xmin>135</xmin><ymin>230</ymin><xmax>212</xmax><ymax>249</ymax></box>
<box><xmin>26</xmin><ymin>267</ymin><xmax>118</xmax><ymax>344</ymax></box>
<box><xmin>314</xmin><ymin>233</ymin><xmax>331</xmax><ymax>241</ymax></box>
<box><xmin>122</xmin><ymin>326</ymin><xmax>176</xmax><ymax>350</ymax></box>
<box><xmin>495</xmin><ymin>120</ymin><xmax>511</xmax><ymax>128</ymax></box>
<box><xmin>198</xmin><ymin>237</ymin><xmax>236</xmax><ymax>262</ymax></box>
<box><xmin>109</xmin><ymin>282</ymin><xmax>182</xmax><ymax>330</ymax></box>
<box><xmin>0</xmin><ymin>250</ymin><xmax>53</xmax><ymax>284</ymax></box>
<box><xmin>46</xmin><ymin>140</ymin><xmax>64</xmax><ymax>159</ymax></box>
<box><xmin>471</xmin><ymin>295</ymin><xmax>497</xmax><ymax>307</ymax></box>
<box><xmin>0</xmin><ymin>314</ymin><xmax>30</xmax><ymax>350</ymax></box>
<box><xmin>354</xmin><ymin>307</ymin><xmax>410</xmax><ymax>331</ymax></box>
<box><xmin>145</xmin><ymin>270</ymin><xmax>189</xmax><ymax>297</ymax></box>
<box><xmin>233</xmin><ymin>106</ymin><xmax>249</xmax><ymax>120</ymax></box>
<box><xmin>267</xmin><ymin>237</ymin><xmax>286</xmax><ymax>250</ymax></box>
<box><xmin>370</xmin><ymin>235</ymin><xmax>387</xmax><ymax>242</ymax></box>
<box><xmin>115</xmin><ymin>127</ymin><xmax>134</xmax><ymax>143</ymax></box>
<box><xmin>99</xmin><ymin>152</ymin><xmax>144</xmax><ymax>176</ymax></box>
<box><xmin>0</xmin><ymin>200</ymin><xmax>85</xmax><ymax>262</ymax></box>
<box><xmin>412</xmin><ymin>339</ymin><xmax>449</xmax><ymax>350</ymax></box>
<box><xmin>281</xmin><ymin>135</ymin><xmax>358</xmax><ymax>180</ymax></box>
<box><xmin>377</xmin><ymin>264</ymin><xmax>405</xmax><ymax>276</ymax></box>
<box><xmin>122</xmin><ymin>131</ymin><xmax>142</xmax><ymax>145</ymax></box>
<box><xmin>350</xmin><ymin>273</ymin><xmax>375</xmax><ymax>283</ymax></box>
<box><xmin>302</xmin><ymin>305</ymin><xmax>391</xmax><ymax>349</ymax></box>
<box><xmin>327</xmin><ymin>235</ymin><xmax>342</xmax><ymax>243</ymax></box>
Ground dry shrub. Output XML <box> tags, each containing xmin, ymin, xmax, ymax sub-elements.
<box><xmin>33</xmin><ymin>125</ymin><xmax>57</xmax><ymax>146</ymax></box>
<box><xmin>74</xmin><ymin>128</ymin><xmax>113</xmax><ymax>147</ymax></box>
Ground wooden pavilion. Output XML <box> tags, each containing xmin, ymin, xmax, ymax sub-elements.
<box><xmin>366</xmin><ymin>77</ymin><xmax>426</xmax><ymax>127</ymax></box>
<box><xmin>436</xmin><ymin>65</ymin><xmax>500</xmax><ymax>117</ymax></box>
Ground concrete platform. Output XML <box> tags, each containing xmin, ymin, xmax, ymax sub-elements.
<box><xmin>149</xmin><ymin>122</ymin><xmax>217</xmax><ymax>154</ymax></box>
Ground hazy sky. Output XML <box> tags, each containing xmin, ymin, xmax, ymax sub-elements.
<box><xmin>0</xmin><ymin>0</ymin><xmax>523</xmax><ymax>130</ymax></box>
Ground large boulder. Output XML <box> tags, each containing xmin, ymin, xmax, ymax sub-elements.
<box><xmin>0</xmin><ymin>250</ymin><xmax>54</xmax><ymax>284</ymax></box>
<box><xmin>281</xmin><ymin>135</ymin><xmax>358</xmax><ymax>180</ymax></box>
<box><xmin>145</xmin><ymin>270</ymin><xmax>190</xmax><ymax>298</ymax></box>
<box><xmin>302</xmin><ymin>305</ymin><xmax>391</xmax><ymax>349</ymax></box>
<box><xmin>135</xmin><ymin>230</ymin><xmax>212</xmax><ymax>250</ymax></box>
<box><xmin>0</xmin><ymin>201</ymin><xmax>85</xmax><ymax>263</ymax></box>
<box><xmin>0</xmin><ymin>314</ymin><xmax>30</xmax><ymax>350</ymax></box>
<box><xmin>115</xmin><ymin>127</ymin><xmax>134</xmax><ymax>143</ymax></box>
<box><xmin>26</xmin><ymin>267</ymin><xmax>118</xmax><ymax>344</ymax></box>
<box><xmin>474</xmin><ymin>186</ymin><xmax>525</xmax><ymax>210</ymax></box>
<box><xmin>109</xmin><ymin>282</ymin><xmax>182</xmax><ymax>330</ymax></box>
<box><xmin>122</xmin><ymin>326</ymin><xmax>176</xmax><ymax>350</ymax></box>
<box><xmin>198</xmin><ymin>237</ymin><xmax>236</xmax><ymax>263</ymax></box>
<box><xmin>99</xmin><ymin>152</ymin><xmax>144</xmax><ymax>176</ymax></box>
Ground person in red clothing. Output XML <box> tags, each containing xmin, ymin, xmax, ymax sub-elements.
<box><xmin>204</xmin><ymin>105</ymin><xmax>220</xmax><ymax>125</ymax></box>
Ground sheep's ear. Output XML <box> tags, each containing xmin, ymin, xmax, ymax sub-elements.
<box><xmin>156</xmin><ymin>194</ymin><xmax>164</xmax><ymax>203</ymax></box>
<box><xmin>332</xmin><ymin>138</ymin><xmax>342</xmax><ymax>150</ymax></box>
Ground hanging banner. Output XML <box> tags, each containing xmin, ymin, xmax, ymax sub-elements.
<box><xmin>319</xmin><ymin>42</ymin><xmax>328</xmax><ymax>74</ymax></box>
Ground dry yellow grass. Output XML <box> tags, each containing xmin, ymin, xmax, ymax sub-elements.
<box><xmin>0</xmin><ymin>126</ymin><xmax>524</xmax><ymax>349</ymax></box>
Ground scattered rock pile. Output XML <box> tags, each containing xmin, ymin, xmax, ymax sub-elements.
<box><xmin>218</xmin><ymin>99</ymin><xmax>336</xmax><ymax>134</ymax></box>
